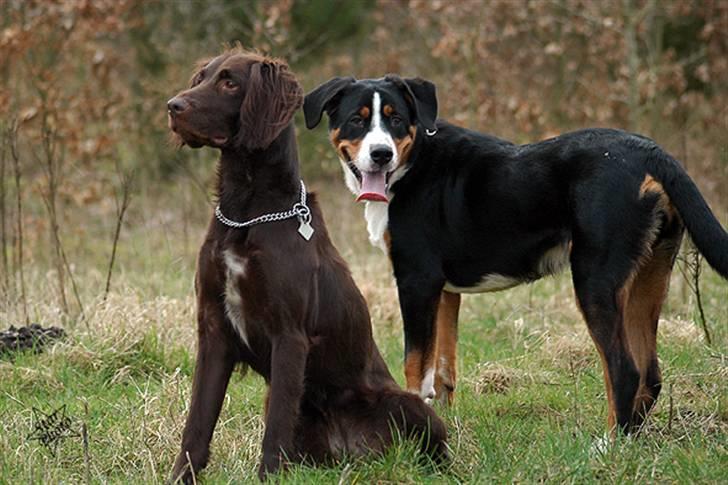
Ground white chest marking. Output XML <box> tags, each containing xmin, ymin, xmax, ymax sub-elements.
<box><xmin>444</xmin><ymin>273</ymin><xmax>523</xmax><ymax>294</ymax></box>
<box><xmin>223</xmin><ymin>250</ymin><xmax>249</xmax><ymax>347</ymax></box>
<box><xmin>364</xmin><ymin>201</ymin><xmax>389</xmax><ymax>252</ymax></box>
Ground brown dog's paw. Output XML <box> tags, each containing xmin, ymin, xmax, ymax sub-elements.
<box><xmin>257</xmin><ymin>452</ymin><xmax>283</xmax><ymax>481</ymax></box>
<box><xmin>169</xmin><ymin>451</ymin><xmax>204</xmax><ymax>485</ymax></box>
<box><xmin>167</xmin><ymin>467</ymin><xmax>195</xmax><ymax>485</ymax></box>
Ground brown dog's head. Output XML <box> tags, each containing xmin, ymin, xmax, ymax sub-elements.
<box><xmin>168</xmin><ymin>49</ymin><xmax>303</xmax><ymax>151</ymax></box>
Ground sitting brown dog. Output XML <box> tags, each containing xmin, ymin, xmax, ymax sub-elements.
<box><xmin>166</xmin><ymin>48</ymin><xmax>447</xmax><ymax>483</ymax></box>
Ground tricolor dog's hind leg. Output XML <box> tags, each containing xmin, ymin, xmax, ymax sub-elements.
<box><xmin>570</xmin><ymin>166</ymin><xmax>684</xmax><ymax>434</ymax></box>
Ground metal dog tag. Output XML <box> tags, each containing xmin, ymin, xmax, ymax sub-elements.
<box><xmin>298</xmin><ymin>218</ymin><xmax>314</xmax><ymax>240</ymax></box>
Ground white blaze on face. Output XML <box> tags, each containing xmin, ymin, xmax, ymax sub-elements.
<box><xmin>356</xmin><ymin>92</ymin><xmax>397</xmax><ymax>202</ymax></box>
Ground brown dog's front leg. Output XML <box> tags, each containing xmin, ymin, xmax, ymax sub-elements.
<box><xmin>171</xmin><ymin>318</ymin><xmax>235</xmax><ymax>484</ymax></box>
<box><xmin>258</xmin><ymin>332</ymin><xmax>309</xmax><ymax>480</ymax></box>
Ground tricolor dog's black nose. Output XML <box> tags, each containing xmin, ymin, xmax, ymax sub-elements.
<box><xmin>370</xmin><ymin>145</ymin><xmax>393</xmax><ymax>166</ymax></box>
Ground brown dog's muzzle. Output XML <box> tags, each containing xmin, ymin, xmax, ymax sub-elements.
<box><xmin>167</xmin><ymin>94</ymin><xmax>225</xmax><ymax>147</ymax></box>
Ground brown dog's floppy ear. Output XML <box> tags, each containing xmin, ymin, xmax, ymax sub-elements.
<box><xmin>385</xmin><ymin>75</ymin><xmax>438</xmax><ymax>133</ymax></box>
<box><xmin>237</xmin><ymin>60</ymin><xmax>303</xmax><ymax>150</ymax></box>
<box><xmin>303</xmin><ymin>77</ymin><xmax>356</xmax><ymax>129</ymax></box>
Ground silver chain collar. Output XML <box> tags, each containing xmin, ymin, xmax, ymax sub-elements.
<box><xmin>214</xmin><ymin>180</ymin><xmax>314</xmax><ymax>240</ymax></box>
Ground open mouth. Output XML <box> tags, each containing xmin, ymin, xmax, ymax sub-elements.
<box><xmin>347</xmin><ymin>163</ymin><xmax>391</xmax><ymax>203</ymax></box>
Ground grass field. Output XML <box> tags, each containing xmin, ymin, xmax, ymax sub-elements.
<box><xmin>0</xmin><ymin>178</ymin><xmax>726</xmax><ymax>484</ymax></box>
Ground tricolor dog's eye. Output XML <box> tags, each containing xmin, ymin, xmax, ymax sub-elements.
<box><xmin>390</xmin><ymin>115</ymin><xmax>402</xmax><ymax>127</ymax></box>
<box><xmin>349</xmin><ymin>115</ymin><xmax>365</xmax><ymax>128</ymax></box>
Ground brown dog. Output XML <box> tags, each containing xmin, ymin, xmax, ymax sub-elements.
<box><xmin>166</xmin><ymin>49</ymin><xmax>447</xmax><ymax>483</ymax></box>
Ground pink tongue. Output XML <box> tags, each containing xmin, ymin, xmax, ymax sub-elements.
<box><xmin>357</xmin><ymin>171</ymin><xmax>388</xmax><ymax>202</ymax></box>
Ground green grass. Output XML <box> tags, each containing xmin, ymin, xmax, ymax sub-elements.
<box><xmin>1</xmin><ymin>180</ymin><xmax>726</xmax><ymax>483</ymax></box>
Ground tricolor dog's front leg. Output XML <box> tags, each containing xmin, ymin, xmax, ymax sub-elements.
<box><xmin>397</xmin><ymin>277</ymin><xmax>444</xmax><ymax>403</ymax></box>
<box><xmin>434</xmin><ymin>290</ymin><xmax>461</xmax><ymax>405</ymax></box>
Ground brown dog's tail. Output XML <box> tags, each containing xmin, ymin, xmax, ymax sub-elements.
<box><xmin>378</xmin><ymin>391</ymin><xmax>450</xmax><ymax>465</ymax></box>
<box><xmin>644</xmin><ymin>144</ymin><xmax>728</xmax><ymax>278</ymax></box>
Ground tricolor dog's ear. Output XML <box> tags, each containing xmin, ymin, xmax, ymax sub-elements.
<box><xmin>385</xmin><ymin>75</ymin><xmax>438</xmax><ymax>133</ymax></box>
<box><xmin>303</xmin><ymin>77</ymin><xmax>356</xmax><ymax>129</ymax></box>
<box><xmin>237</xmin><ymin>60</ymin><xmax>303</xmax><ymax>150</ymax></box>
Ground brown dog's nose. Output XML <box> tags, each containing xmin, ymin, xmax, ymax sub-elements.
<box><xmin>167</xmin><ymin>97</ymin><xmax>189</xmax><ymax>115</ymax></box>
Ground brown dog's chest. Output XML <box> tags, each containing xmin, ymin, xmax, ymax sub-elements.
<box><xmin>222</xmin><ymin>249</ymin><xmax>252</xmax><ymax>347</ymax></box>
<box><xmin>219</xmin><ymin>244</ymin><xmax>299</xmax><ymax>351</ymax></box>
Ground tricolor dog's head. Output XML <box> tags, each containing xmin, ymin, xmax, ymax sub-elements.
<box><xmin>304</xmin><ymin>76</ymin><xmax>437</xmax><ymax>202</ymax></box>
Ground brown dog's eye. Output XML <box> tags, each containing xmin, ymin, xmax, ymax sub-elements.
<box><xmin>192</xmin><ymin>72</ymin><xmax>204</xmax><ymax>86</ymax></box>
<box><xmin>222</xmin><ymin>79</ymin><xmax>239</xmax><ymax>91</ymax></box>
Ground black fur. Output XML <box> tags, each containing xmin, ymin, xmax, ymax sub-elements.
<box><xmin>306</xmin><ymin>76</ymin><xmax>728</xmax><ymax>434</ymax></box>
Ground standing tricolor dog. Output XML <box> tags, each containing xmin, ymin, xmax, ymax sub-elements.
<box><xmin>304</xmin><ymin>75</ymin><xmax>728</xmax><ymax>435</ymax></box>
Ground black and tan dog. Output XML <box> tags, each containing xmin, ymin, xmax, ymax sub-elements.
<box><xmin>304</xmin><ymin>76</ymin><xmax>728</xmax><ymax>435</ymax></box>
<box><xmin>167</xmin><ymin>52</ymin><xmax>447</xmax><ymax>483</ymax></box>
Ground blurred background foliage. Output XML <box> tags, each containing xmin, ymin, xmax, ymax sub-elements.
<box><xmin>0</xmin><ymin>0</ymin><xmax>726</xmax><ymax>310</ymax></box>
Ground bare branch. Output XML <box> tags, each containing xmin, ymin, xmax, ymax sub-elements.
<box><xmin>9</xmin><ymin>119</ymin><xmax>28</xmax><ymax>324</ymax></box>
<box><xmin>103</xmin><ymin>165</ymin><xmax>136</xmax><ymax>302</ymax></box>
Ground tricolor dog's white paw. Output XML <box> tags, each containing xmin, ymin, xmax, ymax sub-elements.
<box><xmin>420</xmin><ymin>368</ymin><xmax>436</xmax><ymax>405</ymax></box>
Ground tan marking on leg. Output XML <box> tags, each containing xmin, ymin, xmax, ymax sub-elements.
<box><xmin>404</xmin><ymin>349</ymin><xmax>423</xmax><ymax>394</ymax></box>
<box><xmin>600</xmin><ymin>351</ymin><xmax>617</xmax><ymax>432</ymax></box>
<box><xmin>434</xmin><ymin>291</ymin><xmax>461</xmax><ymax>406</ymax></box>
<box><xmin>622</xmin><ymin>250</ymin><xmax>673</xmax><ymax>425</ymax></box>
<box><xmin>575</xmin><ymin>294</ymin><xmax>617</xmax><ymax>434</ymax></box>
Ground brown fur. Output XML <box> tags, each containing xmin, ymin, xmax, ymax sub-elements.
<box><xmin>167</xmin><ymin>50</ymin><xmax>447</xmax><ymax>483</ymax></box>
<box><xmin>237</xmin><ymin>60</ymin><xmax>303</xmax><ymax>149</ymax></box>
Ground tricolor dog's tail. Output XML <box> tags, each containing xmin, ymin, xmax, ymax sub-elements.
<box><xmin>644</xmin><ymin>144</ymin><xmax>728</xmax><ymax>278</ymax></box>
